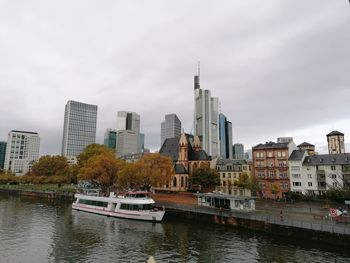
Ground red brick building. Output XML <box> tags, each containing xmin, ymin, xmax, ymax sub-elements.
<box><xmin>252</xmin><ymin>140</ymin><xmax>296</xmax><ymax>199</ymax></box>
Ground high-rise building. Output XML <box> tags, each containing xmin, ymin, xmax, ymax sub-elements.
<box><xmin>61</xmin><ymin>100</ymin><xmax>98</xmax><ymax>157</ymax></box>
<box><xmin>219</xmin><ymin>113</ymin><xmax>232</xmax><ymax>159</ymax></box>
<box><xmin>194</xmin><ymin>74</ymin><xmax>219</xmax><ymax>157</ymax></box>
<box><xmin>327</xmin><ymin>131</ymin><xmax>345</xmax><ymax>154</ymax></box>
<box><xmin>161</xmin><ymin>114</ymin><xmax>181</xmax><ymax>147</ymax></box>
<box><xmin>233</xmin><ymin>143</ymin><xmax>244</xmax><ymax>159</ymax></box>
<box><xmin>116</xmin><ymin>111</ymin><xmax>144</xmax><ymax>157</ymax></box>
<box><xmin>0</xmin><ymin>141</ymin><xmax>7</xmax><ymax>169</ymax></box>
<box><xmin>104</xmin><ymin>129</ymin><xmax>117</xmax><ymax>151</ymax></box>
<box><xmin>117</xmin><ymin>111</ymin><xmax>140</xmax><ymax>132</ymax></box>
<box><xmin>4</xmin><ymin>130</ymin><xmax>40</xmax><ymax>175</ymax></box>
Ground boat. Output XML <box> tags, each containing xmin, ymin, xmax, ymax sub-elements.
<box><xmin>72</xmin><ymin>191</ymin><xmax>165</xmax><ymax>222</ymax></box>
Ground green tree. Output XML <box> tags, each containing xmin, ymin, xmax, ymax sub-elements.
<box><xmin>31</xmin><ymin>155</ymin><xmax>69</xmax><ymax>177</ymax></box>
<box><xmin>249</xmin><ymin>174</ymin><xmax>261</xmax><ymax>196</ymax></box>
<box><xmin>190</xmin><ymin>167</ymin><xmax>220</xmax><ymax>190</ymax></box>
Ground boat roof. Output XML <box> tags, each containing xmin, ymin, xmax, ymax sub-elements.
<box><xmin>75</xmin><ymin>194</ymin><xmax>155</xmax><ymax>204</ymax></box>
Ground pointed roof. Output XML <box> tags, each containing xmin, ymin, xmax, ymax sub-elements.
<box><xmin>327</xmin><ymin>131</ymin><xmax>344</xmax><ymax>136</ymax></box>
<box><xmin>179</xmin><ymin>133</ymin><xmax>188</xmax><ymax>146</ymax></box>
<box><xmin>298</xmin><ymin>142</ymin><xmax>314</xmax><ymax>147</ymax></box>
<box><xmin>193</xmin><ymin>135</ymin><xmax>201</xmax><ymax>148</ymax></box>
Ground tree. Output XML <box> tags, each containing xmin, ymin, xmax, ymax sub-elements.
<box><xmin>270</xmin><ymin>182</ymin><xmax>281</xmax><ymax>199</ymax></box>
<box><xmin>117</xmin><ymin>162</ymin><xmax>144</xmax><ymax>190</ymax></box>
<box><xmin>79</xmin><ymin>153</ymin><xmax>126</xmax><ymax>193</ymax></box>
<box><xmin>77</xmin><ymin>144</ymin><xmax>114</xmax><ymax>168</ymax></box>
<box><xmin>136</xmin><ymin>153</ymin><xmax>173</xmax><ymax>191</ymax></box>
<box><xmin>236</xmin><ymin>172</ymin><xmax>250</xmax><ymax>189</ymax></box>
<box><xmin>249</xmin><ymin>174</ymin><xmax>261</xmax><ymax>197</ymax></box>
<box><xmin>31</xmin><ymin>155</ymin><xmax>69</xmax><ymax>177</ymax></box>
<box><xmin>190</xmin><ymin>167</ymin><xmax>220</xmax><ymax>190</ymax></box>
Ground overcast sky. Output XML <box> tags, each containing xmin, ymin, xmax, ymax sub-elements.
<box><xmin>0</xmin><ymin>1</ymin><xmax>349</xmax><ymax>155</ymax></box>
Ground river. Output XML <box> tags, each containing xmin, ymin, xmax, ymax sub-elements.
<box><xmin>0</xmin><ymin>193</ymin><xmax>349</xmax><ymax>263</ymax></box>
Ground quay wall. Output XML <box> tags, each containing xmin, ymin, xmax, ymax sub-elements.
<box><xmin>0</xmin><ymin>188</ymin><xmax>74</xmax><ymax>201</ymax></box>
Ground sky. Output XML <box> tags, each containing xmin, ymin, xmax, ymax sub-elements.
<box><xmin>0</xmin><ymin>0</ymin><xmax>350</xmax><ymax>155</ymax></box>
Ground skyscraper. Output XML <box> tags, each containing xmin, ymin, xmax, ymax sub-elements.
<box><xmin>219</xmin><ymin>113</ymin><xmax>233</xmax><ymax>159</ymax></box>
<box><xmin>104</xmin><ymin>129</ymin><xmax>117</xmax><ymax>151</ymax></box>
<box><xmin>4</xmin><ymin>130</ymin><xmax>40</xmax><ymax>175</ymax></box>
<box><xmin>161</xmin><ymin>114</ymin><xmax>181</xmax><ymax>147</ymax></box>
<box><xmin>194</xmin><ymin>73</ymin><xmax>219</xmax><ymax>157</ymax></box>
<box><xmin>233</xmin><ymin>143</ymin><xmax>244</xmax><ymax>159</ymax></box>
<box><xmin>61</xmin><ymin>100</ymin><xmax>98</xmax><ymax>157</ymax></box>
<box><xmin>116</xmin><ymin>111</ymin><xmax>144</xmax><ymax>157</ymax></box>
<box><xmin>0</xmin><ymin>141</ymin><xmax>7</xmax><ymax>170</ymax></box>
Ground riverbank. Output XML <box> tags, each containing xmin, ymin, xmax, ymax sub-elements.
<box><xmin>0</xmin><ymin>185</ymin><xmax>75</xmax><ymax>200</ymax></box>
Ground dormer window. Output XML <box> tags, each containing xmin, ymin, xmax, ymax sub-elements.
<box><xmin>319</xmin><ymin>159</ymin><xmax>323</xmax><ymax>163</ymax></box>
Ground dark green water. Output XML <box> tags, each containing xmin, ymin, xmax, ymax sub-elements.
<box><xmin>1</xmin><ymin>194</ymin><xmax>350</xmax><ymax>263</ymax></box>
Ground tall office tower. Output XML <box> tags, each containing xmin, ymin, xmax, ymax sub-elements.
<box><xmin>0</xmin><ymin>141</ymin><xmax>7</xmax><ymax>169</ymax></box>
<box><xmin>194</xmin><ymin>74</ymin><xmax>220</xmax><ymax>157</ymax></box>
<box><xmin>104</xmin><ymin>129</ymin><xmax>117</xmax><ymax>151</ymax></box>
<box><xmin>117</xmin><ymin>111</ymin><xmax>140</xmax><ymax>132</ymax></box>
<box><xmin>219</xmin><ymin>113</ymin><xmax>233</xmax><ymax>159</ymax></box>
<box><xmin>116</xmin><ymin>111</ymin><xmax>144</xmax><ymax>157</ymax></box>
<box><xmin>233</xmin><ymin>143</ymin><xmax>244</xmax><ymax>159</ymax></box>
<box><xmin>327</xmin><ymin>131</ymin><xmax>345</xmax><ymax>154</ymax></box>
<box><xmin>61</xmin><ymin>100</ymin><xmax>98</xmax><ymax>157</ymax></box>
<box><xmin>160</xmin><ymin>114</ymin><xmax>181</xmax><ymax>147</ymax></box>
<box><xmin>4</xmin><ymin>130</ymin><xmax>40</xmax><ymax>175</ymax></box>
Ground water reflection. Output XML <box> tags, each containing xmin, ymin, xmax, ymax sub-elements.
<box><xmin>1</xmin><ymin>193</ymin><xmax>350</xmax><ymax>263</ymax></box>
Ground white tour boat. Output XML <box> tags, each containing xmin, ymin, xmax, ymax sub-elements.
<box><xmin>72</xmin><ymin>191</ymin><xmax>165</xmax><ymax>222</ymax></box>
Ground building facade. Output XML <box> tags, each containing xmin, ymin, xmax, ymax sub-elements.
<box><xmin>252</xmin><ymin>139</ymin><xmax>297</xmax><ymax>199</ymax></box>
<box><xmin>215</xmin><ymin>159</ymin><xmax>252</xmax><ymax>196</ymax></box>
<box><xmin>194</xmin><ymin>74</ymin><xmax>220</xmax><ymax>158</ymax></box>
<box><xmin>61</xmin><ymin>100</ymin><xmax>98</xmax><ymax>157</ymax></box>
<box><xmin>104</xmin><ymin>129</ymin><xmax>117</xmax><ymax>151</ymax></box>
<box><xmin>4</xmin><ymin>130</ymin><xmax>40</xmax><ymax>175</ymax></box>
<box><xmin>116</xmin><ymin>111</ymin><xmax>144</xmax><ymax>157</ymax></box>
<box><xmin>327</xmin><ymin>131</ymin><xmax>345</xmax><ymax>154</ymax></box>
<box><xmin>289</xmin><ymin>151</ymin><xmax>350</xmax><ymax>195</ymax></box>
<box><xmin>0</xmin><ymin>141</ymin><xmax>7</xmax><ymax>169</ymax></box>
<box><xmin>219</xmin><ymin>113</ymin><xmax>233</xmax><ymax>159</ymax></box>
<box><xmin>160</xmin><ymin>114</ymin><xmax>181</xmax><ymax>147</ymax></box>
<box><xmin>233</xmin><ymin>143</ymin><xmax>244</xmax><ymax>159</ymax></box>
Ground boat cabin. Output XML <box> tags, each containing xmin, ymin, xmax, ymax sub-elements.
<box><xmin>196</xmin><ymin>192</ymin><xmax>255</xmax><ymax>211</ymax></box>
<box><xmin>125</xmin><ymin>191</ymin><xmax>150</xmax><ymax>199</ymax></box>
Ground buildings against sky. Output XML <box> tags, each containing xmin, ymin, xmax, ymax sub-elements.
<box><xmin>193</xmin><ymin>73</ymin><xmax>220</xmax><ymax>158</ymax></box>
<box><xmin>161</xmin><ymin>114</ymin><xmax>181</xmax><ymax>147</ymax></box>
<box><xmin>233</xmin><ymin>143</ymin><xmax>244</xmax><ymax>160</ymax></box>
<box><xmin>3</xmin><ymin>130</ymin><xmax>40</xmax><ymax>175</ymax></box>
<box><xmin>116</xmin><ymin>111</ymin><xmax>144</xmax><ymax>157</ymax></box>
<box><xmin>0</xmin><ymin>141</ymin><xmax>7</xmax><ymax>169</ymax></box>
<box><xmin>219</xmin><ymin>113</ymin><xmax>233</xmax><ymax>159</ymax></box>
<box><xmin>61</xmin><ymin>100</ymin><xmax>98</xmax><ymax>157</ymax></box>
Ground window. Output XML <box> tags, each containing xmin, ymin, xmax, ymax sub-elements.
<box><xmin>293</xmin><ymin>182</ymin><xmax>301</xmax><ymax>186</ymax></box>
<box><xmin>331</xmin><ymin>166</ymin><xmax>336</xmax><ymax>171</ymax></box>
<box><xmin>268</xmin><ymin>152</ymin><xmax>273</xmax><ymax>157</ymax></box>
<box><xmin>277</xmin><ymin>152</ymin><xmax>282</xmax><ymax>157</ymax></box>
<box><xmin>331</xmin><ymin>174</ymin><xmax>336</xmax><ymax>179</ymax></box>
<box><xmin>307</xmin><ymin>174</ymin><xmax>312</xmax><ymax>179</ymax></box>
<box><xmin>291</xmin><ymin>166</ymin><xmax>300</xmax><ymax>171</ymax></box>
<box><xmin>292</xmin><ymin>174</ymin><xmax>301</xmax><ymax>179</ymax></box>
<box><xmin>308</xmin><ymin>182</ymin><xmax>312</xmax><ymax>187</ymax></box>
<box><xmin>222</xmin><ymin>173</ymin><xmax>225</xmax><ymax>178</ymax></box>
<box><xmin>282</xmin><ymin>152</ymin><xmax>286</xmax><ymax>157</ymax></box>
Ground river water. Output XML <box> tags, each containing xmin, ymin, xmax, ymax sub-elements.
<box><xmin>1</xmin><ymin>194</ymin><xmax>350</xmax><ymax>263</ymax></box>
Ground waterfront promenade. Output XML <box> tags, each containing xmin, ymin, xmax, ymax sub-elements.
<box><xmin>153</xmin><ymin>193</ymin><xmax>350</xmax><ymax>236</ymax></box>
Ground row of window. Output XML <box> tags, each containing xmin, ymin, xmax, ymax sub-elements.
<box><xmin>293</xmin><ymin>182</ymin><xmax>313</xmax><ymax>187</ymax></box>
<box><xmin>78</xmin><ymin>199</ymin><xmax>108</xmax><ymax>207</ymax></box>
<box><xmin>120</xmin><ymin>204</ymin><xmax>154</xmax><ymax>211</ymax></box>
<box><xmin>256</xmin><ymin>152</ymin><xmax>287</xmax><ymax>158</ymax></box>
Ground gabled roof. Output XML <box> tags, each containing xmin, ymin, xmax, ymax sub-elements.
<box><xmin>298</xmin><ymin>142</ymin><xmax>314</xmax><ymax>147</ymax></box>
<box><xmin>289</xmin><ymin>150</ymin><xmax>306</xmax><ymax>161</ymax></box>
<box><xmin>216</xmin><ymin>158</ymin><xmax>248</xmax><ymax>165</ymax></box>
<box><xmin>190</xmin><ymin>150</ymin><xmax>211</xmax><ymax>161</ymax></box>
<box><xmin>303</xmin><ymin>153</ymin><xmax>350</xmax><ymax>165</ymax></box>
<box><xmin>159</xmin><ymin>137</ymin><xmax>180</xmax><ymax>161</ymax></box>
<box><xmin>327</xmin><ymin>131</ymin><xmax>344</xmax><ymax>136</ymax></box>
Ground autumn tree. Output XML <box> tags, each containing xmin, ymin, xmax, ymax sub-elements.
<box><xmin>136</xmin><ymin>153</ymin><xmax>173</xmax><ymax>191</ymax></box>
<box><xmin>190</xmin><ymin>167</ymin><xmax>220</xmax><ymax>190</ymax></box>
<box><xmin>235</xmin><ymin>172</ymin><xmax>250</xmax><ymax>189</ymax></box>
<box><xmin>117</xmin><ymin>162</ymin><xmax>144</xmax><ymax>190</ymax></box>
<box><xmin>79</xmin><ymin>153</ymin><xmax>126</xmax><ymax>193</ymax></box>
<box><xmin>31</xmin><ymin>155</ymin><xmax>69</xmax><ymax>177</ymax></box>
<box><xmin>270</xmin><ymin>182</ymin><xmax>281</xmax><ymax>199</ymax></box>
<box><xmin>77</xmin><ymin>144</ymin><xmax>114</xmax><ymax>168</ymax></box>
<box><xmin>249</xmin><ymin>174</ymin><xmax>261</xmax><ymax>197</ymax></box>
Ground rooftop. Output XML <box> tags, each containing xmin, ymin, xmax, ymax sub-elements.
<box><xmin>327</xmin><ymin>131</ymin><xmax>344</xmax><ymax>136</ymax></box>
<box><xmin>303</xmin><ymin>153</ymin><xmax>350</xmax><ymax>165</ymax></box>
<box><xmin>253</xmin><ymin>141</ymin><xmax>289</xmax><ymax>150</ymax></box>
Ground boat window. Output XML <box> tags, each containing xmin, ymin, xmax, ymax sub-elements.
<box><xmin>78</xmin><ymin>199</ymin><xmax>108</xmax><ymax>208</ymax></box>
<box><xmin>120</xmin><ymin>203</ymin><xmax>153</xmax><ymax>210</ymax></box>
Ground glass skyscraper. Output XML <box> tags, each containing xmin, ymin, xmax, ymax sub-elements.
<box><xmin>61</xmin><ymin>100</ymin><xmax>98</xmax><ymax>157</ymax></box>
<box><xmin>0</xmin><ymin>141</ymin><xmax>7</xmax><ymax>170</ymax></box>
<box><xmin>161</xmin><ymin>114</ymin><xmax>181</xmax><ymax>147</ymax></box>
<box><xmin>104</xmin><ymin>129</ymin><xmax>117</xmax><ymax>151</ymax></box>
<box><xmin>219</xmin><ymin>113</ymin><xmax>233</xmax><ymax>159</ymax></box>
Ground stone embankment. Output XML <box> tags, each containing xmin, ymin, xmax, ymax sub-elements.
<box><xmin>0</xmin><ymin>187</ymin><xmax>74</xmax><ymax>200</ymax></box>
